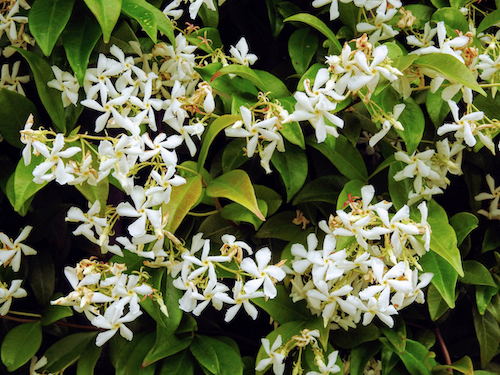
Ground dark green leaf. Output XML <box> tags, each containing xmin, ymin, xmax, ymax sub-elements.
<box><xmin>288</xmin><ymin>28</ymin><xmax>319</xmax><ymax>75</ymax></box>
<box><xmin>158</xmin><ymin>350</ymin><xmax>194</xmax><ymax>375</ymax></box>
<box><xmin>256</xmin><ymin>211</ymin><xmax>305</xmax><ymax>241</ymax></box>
<box><xmin>477</xmin><ymin>284</ymin><xmax>500</xmax><ymax>315</ymax></box>
<box><xmin>271</xmin><ymin>142</ymin><xmax>308</xmax><ymax>203</ymax></box>
<box><xmin>460</xmin><ymin>260</ymin><xmax>496</xmax><ymax>287</ymax></box>
<box><xmin>84</xmin><ymin>0</ymin><xmax>122</xmax><ymax>43</ymax></box>
<box><xmin>330</xmin><ymin>324</ymin><xmax>380</xmax><ymax>349</ymax></box>
<box><xmin>29</xmin><ymin>251</ymin><xmax>54</xmax><ymax>306</ymax></box>
<box><xmin>253</xmin><ymin>285</ymin><xmax>311</xmax><ymax>324</ymax></box>
<box><xmin>44</xmin><ymin>332</ymin><xmax>97</xmax><ymax>372</ymax></box>
<box><xmin>450</xmin><ymin>212</ymin><xmax>478</xmax><ymax>246</ymax></box>
<box><xmin>379</xmin><ymin>318</ymin><xmax>406</xmax><ymax>354</ymax></box>
<box><xmin>380</xmin><ymin>338</ymin><xmax>433</xmax><ymax>375</ymax></box>
<box><xmin>115</xmin><ymin>332</ymin><xmax>156</xmax><ymax>375</ymax></box>
<box><xmin>221</xmin><ymin>200</ymin><xmax>268</xmax><ymax>229</ymax></box>
<box><xmin>349</xmin><ymin>341</ymin><xmax>382</xmax><ymax>375</ymax></box>
<box><xmin>190</xmin><ymin>335</ymin><xmax>220</xmax><ymax>374</ymax></box>
<box><xmin>29</xmin><ymin>0</ymin><xmax>76</xmax><ymax>56</ymax></box>
<box><xmin>420</xmin><ymin>250</ymin><xmax>458</xmax><ymax>308</ymax></box>
<box><xmin>254</xmin><ymin>185</ymin><xmax>282</xmax><ymax>216</ymax></box>
<box><xmin>293</xmin><ymin>175</ymin><xmax>347</xmax><ymax>206</ymax></box>
<box><xmin>427</xmin><ymin>283</ymin><xmax>449</xmax><ymax>321</ymax></box>
<box><xmin>142</xmin><ymin>327</ymin><xmax>192</xmax><ymax>367</ymax></box>
<box><xmin>1</xmin><ymin>322</ymin><xmax>42</xmax><ymax>371</ymax></box>
<box><xmin>473</xmin><ymin>308</ymin><xmax>500</xmax><ymax>368</ymax></box>
<box><xmin>76</xmin><ymin>340</ymin><xmax>102</xmax><ymax>375</ymax></box>
<box><xmin>478</xmin><ymin>9</ymin><xmax>500</xmax><ymax>33</ymax></box>
<box><xmin>222</xmin><ymin>139</ymin><xmax>248</xmax><ymax>173</ymax></box>
<box><xmin>41</xmin><ymin>302</ymin><xmax>73</xmax><ymax>326</ymax></box>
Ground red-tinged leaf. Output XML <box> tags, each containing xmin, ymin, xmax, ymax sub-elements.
<box><xmin>206</xmin><ymin>169</ymin><xmax>265</xmax><ymax>220</ymax></box>
<box><xmin>163</xmin><ymin>176</ymin><xmax>202</xmax><ymax>233</ymax></box>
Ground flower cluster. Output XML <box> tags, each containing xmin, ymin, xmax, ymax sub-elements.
<box><xmin>51</xmin><ymin>259</ymin><xmax>154</xmax><ymax>346</ymax></box>
<box><xmin>288</xmin><ymin>185</ymin><xmax>433</xmax><ymax>329</ymax></box>
<box><xmin>0</xmin><ymin>225</ymin><xmax>36</xmax><ymax>272</ymax></box>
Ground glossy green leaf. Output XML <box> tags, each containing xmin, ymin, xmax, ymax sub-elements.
<box><xmin>256</xmin><ymin>210</ymin><xmax>305</xmax><ymax>241</ymax></box>
<box><xmin>29</xmin><ymin>251</ymin><xmax>54</xmax><ymax>306</ymax></box>
<box><xmin>477</xmin><ymin>9</ymin><xmax>500</xmax><ymax>33</ymax></box>
<box><xmin>1</xmin><ymin>322</ymin><xmax>42</xmax><ymax>371</ymax></box>
<box><xmin>482</xmin><ymin>226</ymin><xmax>500</xmax><ymax>253</ymax></box>
<box><xmin>198</xmin><ymin>115</ymin><xmax>240</xmax><ymax>171</ymax></box>
<box><xmin>271</xmin><ymin>142</ymin><xmax>308</xmax><ymax>203</ymax></box>
<box><xmin>221</xmin><ymin>200</ymin><xmax>268</xmax><ymax>229</ymax></box>
<box><xmin>288</xmin><ymin>28</ymin><xmax>319</xmax><ymax>75</ymax></box>
<box><xmin>431</xmin><ymin>7</ymin><xmax>469</xmax><ymax>32</ymax></box>
<box><xmin>473</xmin><ymin>308</ymin><xmax>500</xmax><ymax>368</ymax></box>
<box><xmin>14</xmin><ymin>48</ymin><xmax>66</xmax><ymax>132</ymax></box>
<box><xmin>253</xmin><ymin>285</ymin><xmax>312</xmax><ymax>324</ymax></box>
<box><xmin>427</xmin><ymin>199</ymin><xmax>464</xmax><ymax>276</ymax></box>
<box><xmin>44</xmin><ymin>332</ymin><xmax>97</xmax><ymax>372</ymax></box>
<box><xmin>460</xmin><ymin>260</ymin><xmax>497</xmax><ymax>287</ymax></box>
<box><xmin>190</xmin><ymin>336</ymin><xmax>220</xmax><ymax>374</ymax></box>
<box><xmin>449</xmin><ymin>212</ymin><xmax>478</xmax><ymax>246</ymax></box>
<box><xmin>206</xmin><ymin>169</ymin><xmax>264</xmax><ymax>220</ymax></box>
<box><xmin>221</xmin><ymin>139</ymin><xmax>248</xmax><ymax>173</ymax></box>
<box><xmin>336</xmin><ymin>179</ymin><xmax>366</xmax><ymax>210</ymax></box>
<box><xmin>476</xmin><ymin>284</ymin><xmax>499</xmax><ymax>315</ymax></box>
<box><xmin>349</xmin><ymin>341</ymin><xmax>382</xmax><ymax>375</ymax></box>
<box><xmin>142</xmin><ymin>328</ymin><xmax>192</xmax><ymax>367</ymax></box>
<box><xmin>198</xmin><ymin>1</ymin><xmax>218</xmax><ymax>28</ymax></box>
<box><xmin>6</xmin><ymin>154</ymin><xmax>48</xmax><ymax>215</ymax></box>
<box><xmin>139</xmin><ymin>0</ymin><xmax>175</xmax><ymax>46</ymax></box>
<box><xmin>158</xmin><ymin>350</ymin><xmax>194</xmax><ymax>375</ymax></box>
<box><xmin>330</xmin><ymin>324</ymin><xmax>380</xmax><ymax>349</ymax></box>
<box><xmin>427</xmin><ymin>283</ymin><xmax>450</xmax><ymax>321</ymax></box>
<box><xmin>62</xmin><ymin>11</ymin><xmax>102</xmax><ymax>86</ymax></box>
<box><xmin>76</xmin><ymin>340</ymin><xmax>102</xmax><ymax>375</ymax></box>
<box><xmin>121</xmin><ymin>0</ymin><xmax>157</xmax><ymax>43</ymax></box>
<box><xmin>293</xmin><ymin>175</ymin><xmax>347</xmax><ymax>206</ymax></box>
<box><xmin>254</xmin><ymin>185</ymin><xmax>282</xmax><ymax>216</ymax></box>
<box><xmin>433</xmin><ymin>356</ymin><xmax>473</xmax><ymax>375</ymax></box>
<box><xmin>84</xmin><ymin>0</ymin><xmax>122</xmax><ymax>43</ymax></box>
<box><xmin>198</xmin><ymin>336</ymin><xmax>243</xmax><ymax>375</ymax></box>
<box><xmin>307</xmin><ymin>134</ymin><xmax>368</xmax><ymax>182</ymax></box>
<box><xmin>117</xmin><ymin>332</ymin><xmax>156</xmax><ymax>375</ymax></box>
<box><xmin>0</xmin><ymin>89</ymin><xmax>39</xmax><ymax>149</ymax></box>
<box><xmin>486</xmin><ymin>294</ymin><xmax>500</xmax><ymax>322</ymax></box>
<box><xmin>29</xmin><ymin>0</ymin><xmax>75</xmax><ymax>56</ymax></box>
<box><xmin>380</xmin><ymin>338</ymin><xmax>434</xmax><ymax>375</ymax></box>
<box><xmin>449</xmin><ymin>0</ymin><xmax>469</xmax><ymax>8</ymax></box>
<box><xmin>284</xmin><ymin>13</ymin><xmax>342</xmax><ymax>54</ymax></box>
<box><xmin>41</xmin><ymin>302</ymin><xmax>73</xmax><ymax>326</ymax></box>
<box><xmin>414</xmin><ymin>54</ymin><xmax>486</xmax><ymax>96</ymax></box>
<box><xmin>420</xmin><ymin>250</ymin><xmax>457</xmax><ymax>308</ymax></box>
<box><xmin>163</xmin><ymin>176</ymin><xmax>202</xmax><ymax>232</ymax></box>
<box><xmin>379</xmin><ymin>318</ymin><xmax>406</xmax><ymax>354</ymax></box>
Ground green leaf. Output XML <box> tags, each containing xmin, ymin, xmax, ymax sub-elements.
<box><xmin>330</xmin><ymin>324</ymin><xmax>380</xmax><ymax>349</ymax></box>
<box><xmin>288</xmin><ymin>28</ymin><xmax>319</xmax><ymax>75</ymax></box>
<box><xmin>186</xmin><ymin>28</ymin><xmax>222</xmax><ymax>53</ymax></box>
<box><xmin>194</xmin><ymin>336</ymin><xmax>243</xmax><ymax>375</ymax></box>
<box><xmin>379</xmin><ymin>318</ymin><xmax>406</xmax><ymax>354</ymax></box>
<box><xmin>29</xmin><ymin>251</ymin><xmax>55</xmax><ymax>305</ymax></box>
<box><xmin>139</xmin><ymin>0</ymin><xmax>175</xmax><ymax>46</ymax></box>
<box><xmin>253</xmin><ymin>285</ymin><xmax>312</xmax><ymax>324</ymax></box>
<box><xmin>284</xmin><ymin>13</ymin><xmax>342</xmax><ymax>54</ymax></box>
<box><xmin>1</xmin><ymin>322</ymin><xmax>42</xmax><ymax>372</ymax></box>
<box><xmin>221</xmin><ymin>200</ymin><xmax>268</xmax><ymax>229</ymax></box>
<box><xmin>387</xmin><ymin>161</ymin><xmax>412</xmax><ymax>210</ymax></box>
<box><xmin>278</xmin><ymin>97</ymin><xmax>305</xmax><ymax>149</ymax></box>
<box><xmin>486</xmin><ymin>294</ymin><xmax>500</xmax><ymax>322</ymax></box>
<box><xmin>256</xmin><ymin>210</ymin><xmax>305</xmax><ymax>241</ymax></box>
<box><xmin>427</xmin><ymin>199</ymin><xmax>464</xmax><ymax>276</ymax></box>
<box><xmin>84</xmin><ymin>0</ymin><xmax>122</xmax><ymax>43</ymax></box>
<box><xmin>121</xmin><ymin>0</ymin><xmax>157</xmax><ymax>43</ymax></box>
<box><xmin>293</xmin><ymin>175</ymin><xmax>347</xmax><ymax>206</ymax></box>
<box><xmin>271</xmin><ymin>142</ymin><xmax>308</xmax><ymax>203</ymax></box>
<box><xmin>117</xmin><ymin>332</ymin><xmax>156</xmax><ymax>375</ymax></box>
<box><xmin>29</xmin><ymin>0</ymin><xmax>76</xmax><ymax>56</ymax></box>
<box><xmin>163</xmin><ymin>176</ymin><xmax>202</xmax><ymax>232</ymax></box>
<box><xmin>482</xmin><ymin>226</ymin><xmax>500</xmax><ymax>253</ymax></box>
<box><xmin>41</xmin><ymin>302</ymin><xmax>73</xmax><ymax>326</ymax></box>
<box><xmin>449</xmin><ymin>212</ymin><xmax>478</xmax><ymax>246</ymax></box>
<box><xmin>427</xmin><ymin>283</ymin><xmax>450</xmax><ymax>321</ymax></box>
<box><xmin>14</xmin><ymin>48</ymin><xmax>66</xmax><ymax>132</ymax></box>
<box><xmin>420</xmin><ymin>250</ymin><xmax>458</xmax><ymax>308</ymax></box>
<box><xmin>206</xmin><ymin>169</ymin><xmax>265</xmax><ymax>220</ymax></box>
<box><xmin>198</xmin><ymin>2</ymin><xmax>218</xmax><ymax>28</ymax></box>
<box><xmin>198</xmin><ymin>115</ymin><xmax>240</xmax><ymax>171</ymax></box>
<box><xmin>460</xmin><ymin>260</ymin><xmax>497</xmax><ymax>287</ymax></box>
<box><xmin>74</xmin><ymin>180</ymin><xmax>109</xmax><ymax>215</ymax></box>
<box><xmin>449</xmin><ymin>0</ymin><xmax>469</xmax><ymax>9</ymax></box>
<box><xmin>477</xmin><ymin>284</ymin><xmax>500</xmax><ymax>315</ymax></box>
<box><xmin>190</xmin><ymin>336</ymin><xmax>220</xmax><ymax>374</ymax></box>
<box><xmin>142</xmin><ymin>328</ymin><xmax>192</xmax><ymax>367</ymax></box>
<box><xmin>62</xmin><ymin>10</ymin><xmax>102</xmax><ymax>86</ymax></box>
<box><xmin>77</xmin><ymin>340</ymin><xmax>102</xmax><ymax>375</ymax></box>
<box><xmin>254</xmin><ymin>185</ymin><xmax>282</xmax><ymax>216</ymax></box>
<box><xmin>307</xmin><ymin>134</ymin><xmax>368</xmax><ymax>182</ymax></box>
<box><xmin>414</xmin><ymin>54</ymin><xmax>486</xmax><ymax>96</ymax></box>
<box><xmin>425</xmin><ymin>88</ymin><xmax>453</xmax><ymax>128</ymax></box>
<box><xmin>221</xmin><ymin>139</ymin><xmax>248</xmax><ymax>173</ymax></box>
<box><xmin>433</xmin><ymin>356</ymin><xmax>474</xmax><ymax>375</ymax></box>
<box><xmin>0</xmin><ymin>89</ymin><xmax>39</xmax><ymax>149</ymax></box>
<box><xmin>6</xmin><ymin>154</ymin><xmax>48</xmax><ymax>215</ymax></box>
<box><xmin>158</xmin><ymin>350</ymin><xmax>194</xmax><ymax>375</ymax></box>
<box><xmin>44</xmin><ymin>332</ymin><xmax>97</xmax><ymax>372</ymax></box>
<box><xmin>477</xmin><ymin>9</ymin><xmax>500</xmax><ymax>33</ymax></box>
<box><xmin>431</xmin><ymin>7</ymin><xmax>469</xmax><ymax>33</ymax></box>
<box><xmin>473</xmin><ymin>308</ymin><xmax>500</xmax><ymax>368</ymax></box>
<box><xmin>349</xmin><ymin>342</ymin><xmax>382</xmax><ymax>375</ymax></box>
<box><xmin>380</xmin><ymin>338</ymin><xmax>433</xmax><ymax>375</ymax></box>
<box><xmin>336</xmin><ymin>179</ymin><xmax>366</xmax><ymax>210</ymax></box>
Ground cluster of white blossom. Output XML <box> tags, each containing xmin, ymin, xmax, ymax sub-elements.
<box><xmin>288</xmin><ymin>185</ymin><xmax>433</xmax><ymax>330</ymax></box>
<box><xmin>51</xmin><ymin>259</ymin><xmax>154</xmax><ymax>346</ymax></box>
<box><xmin>475</xmin><ymin>174</ymin><xmax>500</xmax><ymax>220</ymax></box>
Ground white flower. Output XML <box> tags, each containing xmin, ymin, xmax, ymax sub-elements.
<box><xmin>437</xmin><ymin>100</ymin><xmax>483</xmax><ymax>147</ymax></box>
<box><xmin>188</xmin><ymin>0</ymin><xmax>216</xmax><ymax>19</ymax></box>
<box><xmin>475</xmin><ymin>174</ymin><xmax>500</xmax><ymax>220</ymax></box>
<box><xmin>369</xmin><ymin>104</ymin><xmax>405</xmax><ymax>147</ymax></box>
<box><xmin>306</xmin><ymin>350</ymin><xmax>341</xmax><ymax>375</ymax></box>
<box><xmin>0</xmin><ymin>226</ymin><xmax>36</xmax><ymax>272</ymax></box>
<box><xmin>116</xmin><ymin>186</ymin><xmax>155</xmax><ymax>238</ymax></box>
<box><xmin>223</xmin><ymin>280</ymin><xmax>263</xmax><ymax>322</ymax></box>
<box><xmin>229</xmin><ymin>37</ymin><xmax>258</xmax><ymax>66</ymax></box>
<box><xmin>312</xmin><ymin>0</ymin><xmax>339</xmax><ymax>20</ymax></box>
<box><xmin>47</xmin><ymin>66</ymin><xmax>80</xmax><ymax>107</ymax></box>
<box><xmin>0</xmin><ymin>280</ymin><xmax>27</xmax><ymax>315</ymax></box>
<box><xmin>66</xmin><ymin>200</ymin><xmax>107</xmax><ymax>244</ymax></box>
<box><xmin>0</xmin><ymin>61</ymin><xmax>29</xmax><ymax>96</ymax></box>
<box><xmin>255</xmin><ymin>335</ymin><xmax>285</xmax><ymax>375</ymax></box>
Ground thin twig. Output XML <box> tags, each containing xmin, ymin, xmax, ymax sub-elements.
<box><xmin>434</xmin><ymin>326</ymin><xmax>453</xmax><ymax>372</ymax></box>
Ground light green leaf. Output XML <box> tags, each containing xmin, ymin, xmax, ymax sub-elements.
<box><xmin>293</xmin><ymin>175</ymin><xmax>347</xmax><ymax>206</ymax></box>
<box><xmin>121</xmin><ymin>0</ymin><xmax>157</xmax><ymax>42</ymax></box>
<box><xmin>74</xmin><ymin>180</ymin><xmax>109</xmax><ymax>215</ymax></box>
<box><xmin>477</xmin><ymin>9</ymin><xmax>500</xmax><ymax>33</ymax></box>
<box><xmin>254</xmin><ymin>185</ymin><xmax>282</xmax><ymax>216</ymax></box>
<box><xmin>256</xmin><ymin>211</ymin><xmax>305</xmax><ymax>241</ymax></box>
<box><xmin>307</xmin><ymin>134</ymin><xmax>368</xmax><ymax>182</ymax></box>
<box><xmin>427</xmin><ymin>283</ymin><xmax>450</xmax><ymax>321</ymax></box>
<box><xmin>271</xmin><ymin>142</ymin><xmax>308</xmax><ymax>203</ymax></box>
<box><xmin>414</xmin><ymin>54</ymin><xmax>486</xmax><ymax>96</ymax></box>
<box><xmin>163</xmin><ymin>176</ymin><xmax>202</xmax><ymax>232</ymax></box>
<box><xmin>420</xmin><ymin>251</ymin><xmax>457</xmax><ymax>308</ymax></box>
<box><xmin>0</xmin><ymin>89</ymin><xmax>39</xmax><ymax>149</ymax></box>
<box><xmin>139</xmin><ymin>0</ymin><xmax>175</xmax><ymax>46</ymax></box>
<box><xmin>221</xmin><ymin>200</ymin><xmax>268</xmax><ymax>229</ymax></box>
<box><xmin>6</xmin><ymin>154</ymin><xmax>48</xmax><ymax>215</ymax></box>
<box><xmin>449</xmin><ymin>212</ymin><xmax>478</xmax><ymax>246</ymax></box>
<box><xmin>62</xmin><ymin>11</ymin><xmax>102</xmax><ymax>86</ymax></box>
<box><xmin>253</xmin><ymin>285</ymin><xmax>312</xmax><ymax>325</ymax></box>
<box><xmin>284</xmin><ymin>13</ymin><xmax>341</xmax><ymax>54</ymax></box>
<box><xmin>431</xmin><ymin>7</ymin><xmax>469</xmax><ymax>32</ymax></box>
<box><xmin>473</xmin><ymin>308</ymin><xmax>500</xmax><ymax>368</ymax></box>
<box><xmin>44</xmin><ymin>332</ymin><xmax>97</xmax><ymax>372</ymax></box>
<box><xmin>433</xmin><ymin>356</ymin><xmax>473</xmax><ymax>375</ymax></box>
<box><xmin>206</xmin><ymin>170</ymin><xmax>265</xmax><ymax>220</ymax></box>
<box><xmin>460</xmin><ymin>260</ymin><xmax>497</xmax><ymax>287</ymax></box>
<box><xmin>76</xmin><ymin>341</ymin><xmax>102</xmax><ymax>375</ymax></box>
<box><xmin>427</xmin><ymin>199</ymin><xmax>464</xmax><ymax>276</ymax></box>
<box><xmin>289</xmin><ymin>28</ymin><xmax>319</xmax><ymax>75</ymax></box>
<box><xmin>336</xmin><ymin>179</ymin><xmax>366</xmax><ymax>211</ymax></box>
<box><xmin>198</xmin><ymin>115</ymin><xmax>240</xmax><ymax>171</ymax></box>
<box><xmin>449</xmin><ymin>0</ymin><xmax>469</xmax><ymax>9</ymax></box>
<box><xmin>158</xmin><ymin>350</ymin><xmax>194</xmax><ymax>375</ymax></box>
<box><xmin>1</xmin><ymin>322</ymin><xmax>42</xmax><ymax>372</ymax></box>
<box><xmin>84</xmin><ymin>0</ymin><xmax>122</xmax><ymax>43</ymax></box>
<box><xmin>14</xmin><ymin>48</ymin><xmax>66</xmax><ymax>132</ymax></box>
<box><xmin>29</xmin><ymin>0</ymin><xmax>75</xmax><ymax>56</ymax></box>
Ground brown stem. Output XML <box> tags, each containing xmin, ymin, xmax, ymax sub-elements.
<box><xmin>434</xmin><ymin>326</ymin><xmax>452</xmax><ymax>372</ymax></box>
